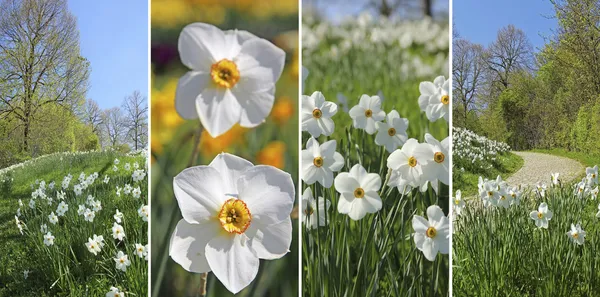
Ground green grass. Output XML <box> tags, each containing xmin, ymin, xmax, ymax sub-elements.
<box><xmin>0</xmin><ymin>151</ymin><xmax>148</xmax><ymax>296</ymax></box>
<box><xmin>453</xmin><ymin>152</ymin><xmax>524</xmax><ymax>197</ymax></box>
<box><xmin>453</xmin><ymin>181</ymin><xmax>600</xmax><ymax>296</ymax></box>
<box><xmin>302</xmin><ymin>20</ymin><xmax>449</xmax><ymax>297</ymax></box>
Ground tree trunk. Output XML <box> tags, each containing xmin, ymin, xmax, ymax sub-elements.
<box><xmin>422</xmin><ymin>0</ymin><xmax>432</xmax><ymax>17</ymax></box>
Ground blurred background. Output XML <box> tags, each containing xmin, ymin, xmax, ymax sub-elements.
<box><xmin>150</xmin><ymin>0</ymin><xmax>299</xmax><ymax>296</ymax></box>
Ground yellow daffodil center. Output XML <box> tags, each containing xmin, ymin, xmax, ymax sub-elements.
<box><xmin>313</xmin><ymin>157</ymin><xmax>324</xmax><ymax>167</ymax></box>
<box><xmin>537</xmin><ymin>212</ymin><xmax>543</xmax><ymax>219</ymax></box>
<box><xmin>440</xmin><ymin>95</ymin><xmax>449</xmax><ymax>105</ymax></box>
<box><xmin>593</xmin><ymin>174</ymin><xmax>597</xmax><ymax>178</ymax></box>
<box><xmin>511</xmin><ymin>193</ymin><xmax>516</xmax><ymax>198</ymax></box>
<box><xmin>573</xmin><ymin>232</ymin><xmax>579</xmax><ymax>239</ymax></box>
<box><xmin>354</xmin><ymin>188</ymin><xmax>365</xmax><ymax>198</ymax></box>
<box><xmin>304</xmin><ymin>205</ymin><xmax>314</xmax><ymax>216</ymax></box>
<box><xmin>312</xmin><ymin>108</ymin><xmax>322</xmax><ymax>118</ymax></box>
<box><xmin>454</xmin><ymin>199</ymin><xmax>460</xmax><ymax>205</ymax></box>
<box><xmin>387</xmin><ymin>127</ymin><xmax>396</xmax><ymax>136</ymax></box>
<box><xmin>119</xmin><ymin>259</ymin><xmax>125</xmax><ymax>263</ymax></box>
<box><xmin>408</xmin><ymin>156</ymin><xmax>417</xmax><ymax>167</ymax></box>
<box><xmin>218</xmin><ymin>199</ymin><xmax>252</xmax><ymax>234</ymax></box>
<box><xmin>434</xmin><ymin>152</ymin><xmax>445</xmax><ymax>163</ymax></box>
<box><xmin>210</xmin><ymin>59</ymin><xmax>240</xmax><ymax>88</ymax></box>
<box><xmin>487</xmin><ymin>191</ymin><xmax>493</xmax><ymax>197</ymax></box>
<box><xmin>364</xmin><ymin>109</ymin><xmax>373</xmax><ymax>117</ymax></box>
<box><xmin>500</xmin><ymin>195</ymin><xmax>506</xmax><ymax>200</ymax></box>
<box><xmin>426</xmin><ymin>227</ymin><xmax>437</xmax><ymax>238</ymax></box>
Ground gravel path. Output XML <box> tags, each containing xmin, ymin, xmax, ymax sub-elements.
<box><xmin>506</xmin><ymin>151</ymin><xmax>584</xmax><ymax>187</ymax></box>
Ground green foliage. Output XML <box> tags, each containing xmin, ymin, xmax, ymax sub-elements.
<box><xmin>453</xmin><ymin>152</ymin><xmax>523</xmax><ymax>197</ymax></box>
<box><xmin>454</xmin><ymin>183</ymin><xmax>600</xmax><ymax>296</ymax></box>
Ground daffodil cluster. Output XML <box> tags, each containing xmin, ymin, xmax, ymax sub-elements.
<box><xmin>453</xmin><ymin>127</ymin><xmax>511</xmax><ymax>172</ymax></box>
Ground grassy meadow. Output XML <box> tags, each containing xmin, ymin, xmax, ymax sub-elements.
<box><xmin>302</xmin><ymin>13</ymin><xmax>449</xmax><ymax>296</ymax></box>
<box><xmin>0</xmin><ymin>150</ymin><xmax>148</xmax><ymax>296</ymax></box>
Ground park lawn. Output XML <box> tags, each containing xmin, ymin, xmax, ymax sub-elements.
<box><xmin>453</xmin><ymin>152</ymin><xmax>524</xmax><ymax>198</ymax></box>
<box><xmin>0</xmin><ymin>151</ymin><xmax>147</xmax><ymax>296</ymax></box>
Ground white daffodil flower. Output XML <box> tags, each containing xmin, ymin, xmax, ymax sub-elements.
<box><xmin>418</xmin><ymin>76</ymin><xmax>449</xmax><ymax>122</ymax></box>
<box><xmin>301</xmin><ymin>138</ymin><xmax>344</xmax><ymax>188</ymax></box>
<box><xmin>43</xmin><ymin>232</ymin><xmax>55</xmax><ymax>246</ymax></box>
<box><xmin>551</xmin><ymin>172</ymin><xmax>560</xmax><ymax>186</ymax></box>
<box><xmin>567</xmin><ymin>223</ymin><xmax>585</xmax><ymax>245</ymax></box>
<box><xmin>138</xmin><ymin>205</ymin><xmax>149</xmax><ymax>222</ymax></box>
<box><xmin>40</xmin><ymin>224</ymin><xmax>47</xmax><ymax>233</ymax></box>
<box><xmin>23</xmin><ymin>270</ymin><xmax>29</xmax><ymax>279</ymax></box>
<box><xmin>387</xmin><ymin>138</ymin><xmax>433</xmax><ymax>187</ymax></box>
<box><xmin>29</xmin><ymin>199</ymin><xmax>35</xmax><ymax>209</ymax></box>
<box><xmin>575</xmin><ymin>180</ymin><xmax>588</xmax><ymax>198</ymax></box>
<box><xmin>77</xmin><ymin>205</ymin><xmax>86</xmax><ymax>216</ymax></box>
<box><xmin>56</xmin><ymin>201</ymin><xmax>68</xmax><ymax>217</ymax></box>
<box><xmin>175</xmin><ymin>23</ymin><xmax>285</xmax><ymax>137</ymax></box>
<box><xmin>301</xmin><ymin>188</ymin><xmax>330</xmax><ymax>229</ymax></box>
<box><xmin>412</xmin><ymin>205</ymin><xmax>449</xmax><ymax>261</ymax></box>
<box><xmin>530</xmin><ymin>202</ymin><xmax>553</xmax><ymax>229</ymax></box>
<box><xmin>114</xmin><ymin>209</ymin><xmax>123</xmax><ymax>223</ymax></box>
<box><xmin>587</xmin><ymin>165</ymin><xmax>598</xmax><ymax>185</ymax></box>
<box><xmin>508</xmin><ymin>186</ymin><xmax>522</xmax><ymax>206</ymax></box>
<box><xmin>591</xmin><ymin>187</ymin><xmax>599</xmax><ymax>200</ymax></box>
<box><xmin>349</xmin><ymin>94</ymin><xmax>386</xmax><ymax>134</ymax></box>
<box><xmin>104</xmin><ymin>175</ymin><xmax>110</xmax><ymax>184</ymax></box>
<box><xmin>374</xmin><ymin>110</ymin><xmax>409</xmax><ymax>153</ymax></box>
<box><xmin>106</xmin><ymin>286</ymin><xmax>125</xmax><ymax>297</ymax></box>
<box><xmin>132</xmin><ymin>186</ymin><xmax>142</xmax><ymax>199</ymax></box>
<box><xmin>135</xmin><ymin>243</ymin><xmax>146</xmax><ymax>258</ymax></box>
<box><xmin>48</xmin><ymin>212</ymin><xmax>58</xmax><ymax>225</ymax></box>
<box><xmin>480</xmin><ymin>181</ymin><xmax>499</xmax><ymax>207</ymax></box>
<box><xmin>112</xmin><ymin>222</ymin><xmax>126</xmax><ymax>241</ymax></box>
<box><xmin>497</xmin><ymin>187</ymin><xmax>511</xmax><ymax>209</ymax></box>
<box><xmin>536</xmin><ymin>182</ymin><xmax>547</xmax><ymax>198</ymax></box>
<box><xmin>86</xmin><ymin>237</ymin><xmax>102</xmax><ymax>255</ymax></box>
<box><xmin>114</xmin><ymin>251</ymin><xmax>131</xmax><ymax>272</ymax></box>
<box><xmin>169</xmin><ymin>153</ymin><xmax>295</xmax><ymax>294</ymax></box>
<box><xmin>124</xmin><ymin>163</ymin><xmax>131</xmax><ymax>171</ymax></box>
<box><xmin>422</xmin><ymin>133</ymin><xmax>449</xmax><ymax>185</ymax></box>
<box><xmin>453</xmin><ymin>190</ymin><xmax>465</xmax><ymax>216</ymax></box>
<box><xmin>302</xmin><ymin>91</ymin><xmax>338</xmax><ymax>138</ymax></box>
<box><xmin>84</xmin><ymin>208</ymin><xmax>95</xmax><ymax>222</ymax></box>
<box><xmin>334</xmin><ymin>164</ymin><xmax>382</xmax><ymax>220</ymax></box>
<box><xmin>596</xmin><ymin>204</ymin><xmax>600</xmax><ymax>218</ymax></box>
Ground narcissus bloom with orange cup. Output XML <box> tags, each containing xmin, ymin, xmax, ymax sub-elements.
<box><xmin>169</xmin><ymin>153</ymin><xmax>295</xmax><ymax>293</ymax></box>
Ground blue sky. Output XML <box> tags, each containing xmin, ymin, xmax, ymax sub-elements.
<box><xmin>454</xmin><ymin>0</ymin><xmax>557</xmax><ymax>51</ymax></box>
<box><xmin>68</xmin><ymin>0</ymin><xmax>148</xmax><ymax>109</ymax></box>
<box><xmin>312</xmin><ymin>0</ymin><xmax>449</xmax><ymax>22</ymax></box>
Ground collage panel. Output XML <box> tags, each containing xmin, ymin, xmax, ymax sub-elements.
<box><xmin>0</xmin><ymin>0</ymin><xmax>149</xmax><ymax>296</ymax></box>
<box><xmin>149</xmin><ymin>0</ymin><xmax>300</xmax><ymax>296</ymax></box>
<box><xmin>452</xmin><ymin>0</ymin><xmax>600</xmax><ymax>296</ymax></box>
<box><xmin>301</xmin><ymin>1</ymin><xmax>450</xmax><ymax>296</ymax></box>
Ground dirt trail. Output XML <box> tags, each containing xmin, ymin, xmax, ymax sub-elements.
<box><xmin>505</xmin><ymin>151</ymin><xmax>584</xmax><ymax>187</ymax></box>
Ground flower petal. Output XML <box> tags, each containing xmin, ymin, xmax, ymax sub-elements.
<box><xmin>247</xmin><ymin>219</ymin><xmax>292</xmax><ymax>260</ymax></box>
<box><xmin>196</xmin><ymin>88</ymin><xmax>242</xmax><ymax>137</ymax></box>
<box><xmin>175</xmin><ymin>71</ymin><xmax>210</xmax><ymax>119</ymax></box>
<box><xmin>334</xmin><ymin>173</ymin><xmax>359</xmax><ymax>194</ymax></box>
<box><xmin>209</xmin><ymin>153</ymin><xmax>254</xmax><ymax>196</ymax></box>
<box><xmin>174</xmin><ymin>166</ymin><xmax>226</xmax><ymax>223</ymax></box>
<box><xmin>205</xmin><ymin>235</ymin><xmax>259</xmax><ymax>294</ymax></box>
<box><xmin>237</xmin><ymin>38</ymin><xmax>285</xmax><ymax>83</ymax></box>
<box><xmin>169</xmin><ymin>219</ymin><xmax>220</xmax><ymax>273</ymax></box>
<box><xmin>178</xmin><ymin>23</ymin><xmax>225</xmax><ymax>70</ymax></box>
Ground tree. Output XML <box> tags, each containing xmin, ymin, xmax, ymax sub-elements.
<box><xmin>486</xmin><ymin>25</ymin><xmax>533</xmax><ymax>91</ymax></box>
<box><xmin>102</xmin><ymin>107</ymin><xmax>127</xmax><ymax>148</ymax></box>
<box><xmin>453</xmin><ymin>38</ymin><xmax>485</xmax><ymax>128</ymax></box>
<box><xmin>122</xmin><ymin>90</ymin><xmax>148</xmax><ymax>151</ymax></box>
<box><xmin>0</xmin><ymin>0</ymin><xmax>90</xmax><ymax>152</ymax></box>
<box><xmin>81</xmin><ymin>99</ymin><xmax>103</xmax><ymax>134</ymax></box>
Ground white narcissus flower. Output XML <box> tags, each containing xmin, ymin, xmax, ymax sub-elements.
<box><xmin>135</xmin><ymin>243</ymin><xmax>146</xmax><ymax>258</ymax></box>
<box><xmin>551</xmin><ymin>172</ymin><xmax>560</xmax><ymax>186</ymax></box>
<box><xmin>422</xmin><ymin>133</ymin><xmax>449</xmax><ymax>185</ymax></box>
<box><xmin>575</xmin><ymin>180</ymin><xmax>588</xmax><ymax>198</ymax></box>
<box><xmin>480</xmin><ymin>182</ymin><xmax>499</xmax><ymax>207</ymax></box>
<box><xmin>94</xmin><ymin>235</ymin><xmax>105</xmax><ymax>248</ymax></box>
<box><xmin>112</xmin><ymin>222</ymin><xmax>126</xmax><ymax>241</ymax></box>
<box><xmin>40</xmin><ymin>224</ymin><xmax>47</xmax><ymax>233</ymax></box>
<box><xmin>29</xmin><ymin>199</ymin><xmax>35</xmax><ymax>209</ymax></box>
<box><xmin>591</xmin><ymin>187</ymin><xmax>599</xmax><ymax>200</ymax></box>
<box><xmin>23</xmin><ymin>270</ymin><xmax>29</xmax><ymax>279</ymax></box>
<box><xmin>412</xmin><ymin>205</ymin><xmax>449</xmax><ymax>261</ymax></box>
<box><xmin>302</xmin><ymin>91</ymin><xmax>338</xmax><ymax>138</ymax></box>
<box><xmin>114</xmin><ymin>251</ymin><xmax>131</xmax><ymax>272</ymax></box>
<box><xmin>387</xmin><ymin>138</ymin><xmax>433</xmax><ymax>187</ymax></box>
<box><xmin>301</xmin><ymin>188</ymin><xmax>330</xmax><ymax>229</ymax></box>
<box><xmin>349</xmin><ymin>94</ymin><xmax>386</xmax><ymax>134</ymax></box>
<box><xmin>169</xmin><ymin>153</ymin><xmax>294</xmax><ymax>294</ymax></box>
<box><xmin>301</xmin><ymin>138</ymin><xmax>344</xmax><ymax>188</ymax></box>
<box><xmin>114</xmin><ymin>158</ymin><xmax>120</xmax><ymax>165</ymax></box>
<box><xmin>48</xmin><ymin>212</ymin><xmax>58</xmax><ymax>225</ymax></box>
<box><xmin>175</xmin><ymin>23</ymin><xmax>285</xmax><ymax>137</ymax></box>
<box><xmin>114</xmin><ymin>209</ymin><xmax>123</xmax><ymax>223</ymax></box>
<box><xmin>497</xmin><ymin>188</ymin><xmax>511</xmax><ymax>209</ymax></box>
<box><xmin>596</xmin><ymin>204</ymin><xmax>600</xmax><ymax>218</ymax></box>
<box><xmin>84</xmin><ymin>209</ymin><xmax>95</xmax><ymax>222</ymax></box>
<box><xmin>56</xmin><ymin>201</ymin><xmax>68</xmax><ymax>216</ymax></box>
<box><xmin>453</xmin><ymin>190</ymin><xmax>465</xmax><ymax>216</ymax></box>
<box><xmin>374</xmin><ymin>110</ymin><xmax>409</xmax><ymax>153</ymax></box>
<box><xmin>334</xmin><ymin>164</ymin><xmax>382</xmax><ymax>220</ymax></box>
<box><xmin>536</xmin><ymin>182</ymin><xmax>547</xmax><ymax>198</ymax></box>
<box><xmin>106</xmin><ymin>286</ymin><xmax>124</xmax><ymax>297</ymax></box>
<box><xmin>418</xmin><ymin>76</ymin><xmax>449</xmax><ymax>122</ymax></box>
<box><xmin>508</xmin><ymin>186</ymin><xmax>522</xmax><ymax>206</ymax></box>
<box><xmin>567</xmin><ymin>223</ymin><xmax>585</xmax><ymax>245</ymax></box>
<box><xmin>43</xmin><ymin>232</ymin><xmax>55</xmax><ymax>246</ymax></box>
<box><xmin>530</xmin><ymin>202</ymin><xmax>553</xmax><ymax>229</ymax></box>
<box><xmin>138</xmin><ymin>205</ymin><xmax>149</xmax><ymax>222</ymax></box>
<box><xmin>77</xmin><ymin>205</ymin><xmax>86</xmax><ymax>216</ymax></box>
<box><xmin>86</xmin><ymin>238</ymin><xmax>102</xmax><ymax>255</ymax></box>
<box><xmin>587</xmin><ymin>165</ymin><xmax>599</xmax><ymax>185</ymax></box>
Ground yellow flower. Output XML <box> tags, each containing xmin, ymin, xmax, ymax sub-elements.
<box><xmin>151</xmin><ymin>79</ymin><xmax>183</xmax><ymax>156</ymax></box>
<box><xmin>271</xmin><ymin>96</ymin><xmax>295</xmax><ymax>125</ymax></box>
<box><xmin>199</xmin><ymin>124</ymin><xmax>247</xmax><ymax>158</ymax></box>
<box><xmin>257</xmin><ymin>141</ymin><xmax>286</xmax><ymax>169</ymax></box>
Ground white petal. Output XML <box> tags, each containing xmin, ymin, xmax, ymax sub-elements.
<box><xmin>337</xmin><ymin>193</ymin><xmax>353</xmax><ymax>214</ymax></box>
<box><xmin>169</xmin><ymin>219</ymin><xmax>219</xmax><ymax>273</ymax></box>
<box><xmin>247</xmin><ymin>219</ymin><xmax>292</xmax><ymax>260</ymax></box>
<box><xmin>175</xmin><ymin>71</ymin><xmax>210</xmax><ymax>119</ymax></box>
<box><xmin>330</xmin><ymin>152</ymin><xmax>345</xmax><ymax>172</ymax></box>
<box><xmin>421</xmin><ymin>238</ymin><xmax>438</xmax><ymax>261</ymax></box>
<box><xmin>178</xmin><ymin>23</ymin><xmax>225</xmax><ymax>70</ymax></box>
<box><xmin>334</xmin><ymin>173</ymin><xmax>359</xmax><ymax>194</ymax></box>
<box><xmin>360</xmin><ymin>173</ymin><xmax>382</xmax><ymax>192</ymax></box>
<box><xmin>238</xmin><ymin>166</ymin><xmax>295</xmax><ymax>225</ymax></box>
<box><xmin>196</xmin><ymin>88</ymin><xmax>242</xmax><ymax>137</ymax></box>
<box><xmin>237</xmin><ymin>38</ymin><xmax>285</xmax><ymax>83</ymax></box>
<box><xmin>317</xmin><ymin>118</ymin><xmax>335</xmax><ymax>136</ymax></box>
<box><xmin>205</xmin><ymin>235</ymin><xmax>259</xmax><ymax>294</ymax></box>
<box><xmin>234</xmin><ymin>86</ymin><xmax>275</xmax><ymax>128</ymax></box>
<box><xmin>426</xmin><ymin>205</ymin><xmax>445</xmax><ymax>224</ymax></box>
<box><xmin>174</xmin><ymin>166</ymin><xmax>226</xmax><ymax>223</ymax></box>
<box><xmin>412</xmin><ymin>215</ymin><xmax>429</xmax><ymax>233</ymax></box>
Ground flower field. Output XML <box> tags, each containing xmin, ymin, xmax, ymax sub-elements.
<box><xmin>302</xmin><ymin>12</ymin><xmax>449</xmax><ymax>296</ymax></box>
<box><xmin>453</xmin><ymin>167</ymin><xmax>600</xmax><ymax>296</ymax></box>
<box><xmin>0</xmin><ymin>150</ymin><xmax>148</xmax><ymax>296</ymax></box>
